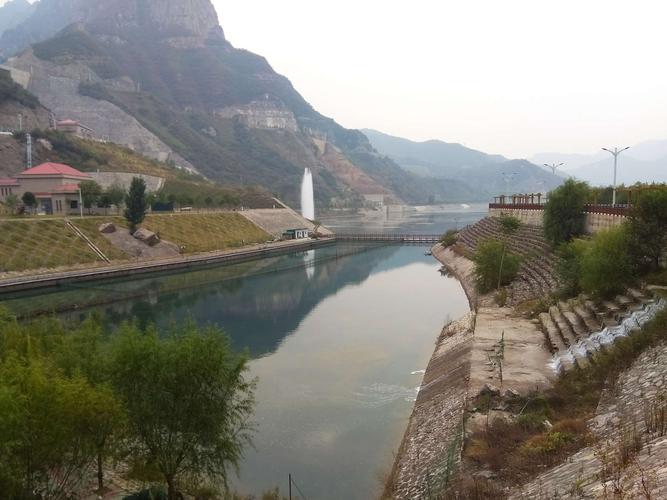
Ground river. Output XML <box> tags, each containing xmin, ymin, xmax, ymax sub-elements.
<box><xmin>0</xmin><ymin>205</ymin><xmax>485</xmax><ymax>499</ymax></box>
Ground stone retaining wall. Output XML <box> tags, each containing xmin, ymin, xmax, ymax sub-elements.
<box><xmin>488</xmin><ymin>207</ymin><xmax>626</xmax><ymax>234</ymax></box>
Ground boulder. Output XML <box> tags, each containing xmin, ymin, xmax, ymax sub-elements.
<box><xmin>98</xmin><ymin>222</ymin><xmax>116</xmax><ymax>234</ymax></box>
<box><xmin>479</xmin><ymin>383</ymin><xmax>501</xmax><ymax>397</ymax></box>
<box><xmin>133</xmin><ymin>228</ymin><xmax>160</xmax><ymax>246</ymax></box>
<box><xmin>504</xmin><ymin>388</ymin><xmax>520</xmax><ymax>399</ymax></box>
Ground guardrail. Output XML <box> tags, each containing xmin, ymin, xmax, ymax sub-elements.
<box><xmin>489</xmin><ymin>203</ymin><xmax>630</xmax><ymax>216</ymax></box>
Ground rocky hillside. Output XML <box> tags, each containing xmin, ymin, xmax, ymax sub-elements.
<box><xmin>0</xmin><ymin>0</ymin><xmax>456</xmax><ymax>207</ymax></box>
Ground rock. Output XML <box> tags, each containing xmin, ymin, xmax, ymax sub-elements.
<box><xmin>479</xmin><ymin>383</ymin><xmax>501</xmax><ymax>397</ymax></box>
<box><xmin>543</xmin><ymin>419</ymin><xmax>553</xmax><ymax>430</ymax></box>
<box><xmin>98</xmin><ymin>222</ymin><xmax>116</xmax><ymax>234</ymax></box>
<box><xmin>133</xmin><ymin>228</ymin><xmax>160</xmax><ymax>246</ymax></box>
<box><xmin>504</xmin><ymin>388</ymin><xmax>520</xmax><ymax>399</ymax></box>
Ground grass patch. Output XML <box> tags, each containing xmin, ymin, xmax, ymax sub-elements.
<box><xmin>0</xmin><ymin>220</ymin><xmax>101</xmax><ymax>272</ymax></box>
<box><xmin>69</xmin><ymin>218</ymin><xmax>129</xmax><ymax>261</ymax></box>
<box><xmin>139</xmin><ymin>213</ymin><xmax>270</xmax><ymax>253</ymax></box>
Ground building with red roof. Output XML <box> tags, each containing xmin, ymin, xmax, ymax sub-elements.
<box><xmin>0</xmin><ymin>163</ymin><xmax>91</xmax><ymax>215</ymax></box>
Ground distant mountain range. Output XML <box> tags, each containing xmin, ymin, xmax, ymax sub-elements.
<box><xmin>530</xmin><ymin>139</ymin><xmax>667</xmax><ymax>185</ymax></box>
<box><xmin>0</xmin><ymin>0</ymin><xmax>34</xmax><ymax>47</ymax></box>
<box><xmin>363</xmin><ymin>129</ymin><xmax>563</xmax><ymax>201</ymax></box>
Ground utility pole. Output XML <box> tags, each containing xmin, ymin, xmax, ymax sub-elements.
<box><xmin>602</xmin><ymin>146</ymin><xmax>630</xmax><ymax>205</ymax></box>
<box><xmin>26</xmin><ymin>133</ymin><xmax>32</xmax><ymax>168</ymax></box>
<box><xmin>18</xmin><ymin>113</ymin><xmax>22</xmax><ymax>131</ymax></box>
<box><xmin>543</xmin><ymin>162</ymin><xmax>564</xmax><ymax>176</ymax></box>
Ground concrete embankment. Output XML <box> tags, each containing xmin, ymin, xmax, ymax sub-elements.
<box><xmin>0</xmin><ymin>238</ymin><xmax>335</xmax><ymax>294</ymax></box>
<box><xmin>384</xmin><ymin>245</ymin><xmax>477</xmax><ymax>498</ymax></box>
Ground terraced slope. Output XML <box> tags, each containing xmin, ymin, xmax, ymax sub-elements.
<box><xmin>457</xmin><ymin>217</ymin><xmax>559</xmax><ymax>304</ymax></box>
<box><xmin>539</xmin><ymin>288</ymin><xmax>664</xmax><ymax>373</ymax></box>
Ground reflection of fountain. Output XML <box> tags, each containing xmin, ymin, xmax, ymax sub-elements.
<box><xmin>301</xmin><ymin>167</ymin><xmax>315</xmax><ymax>220</ymax></box>
<box><xmin>303</xmin><ymin>249</ymin><xmax>315</xmax><ymax>280</ymax></box>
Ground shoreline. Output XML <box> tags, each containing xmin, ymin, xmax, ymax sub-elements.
<box><xmin>0</xmin><ymin>237</ymin><xmax>336</xmax><ymax>294</ymax></box>
<box><xmin>383</xmin><ymin>243</ymin><xmax>476</xmax><ymax>498</ymax></box>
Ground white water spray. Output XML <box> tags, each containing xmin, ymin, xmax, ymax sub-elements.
<box><xmin>301</xmin><ymin>167</ymin><xmax>315</xmax><ymax>221</ymax></box>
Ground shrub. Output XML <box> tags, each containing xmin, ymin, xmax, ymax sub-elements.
<box><xmin>498</xmin><ymin>214</ymin><xmax>521</xmax><ymax>234</ymax></box>
<box><xmin>440</xmin><ymin>229</ymin><xmax>458</xmax><ymax>248</ymax></box>
<box><xmin>556</xmin><ymin>238</ymin><xmax>590</xmax><ymax>296</ymax></box>
<box><xmin>543</xmin><ymin>179</ymin><xmax>590</xmax><ymax>246</ymax></box>
<box><xmin>579</xmin><ymin>226</ymin><xmax>633</xmax><ymax>298</ymax></box>
<box><xmin>473</xmin><ymin>240</ymin><xmax>521</xmax><ymax>293</ymax></box>
<box><xmin>626</xmin><ymin>189</ymin><xmax>667</xmax><ymax>272</ymax></box>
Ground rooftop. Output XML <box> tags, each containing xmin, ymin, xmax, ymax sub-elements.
<box><xmin>0</xmin><ymin>178</ymin><xmax>19</xmax><ymax>186</ymax></box>
<box><xmin>17</xmin><ymin>163</ymin><xmax>91</xmax><ymax>179</ymax></box>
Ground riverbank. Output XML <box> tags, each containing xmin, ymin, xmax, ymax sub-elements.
<box><xmin>0</xmin><ymin>237</ymin><xmax>335</xmax><ymax>294</ymax></box>
<box><xmin>385</xmin><ymin>241</ymin><xmax>554</xmax><ymax>498</ymax></box>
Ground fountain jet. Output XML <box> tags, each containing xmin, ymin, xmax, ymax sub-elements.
<box><xmin>301</xmin><ymin>167</ymin><xmax>315</xmax><ymax>221</ymax></box>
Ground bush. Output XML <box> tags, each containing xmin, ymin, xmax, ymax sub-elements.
<box><xmin>626</xmin><ymin>189</ymin><xmax>667</xmax><ymax>272</ymax></box>
<box><xmin>579</xmin><ymin>226</ymin><xmax>633</xmax><ymax>298</ymax></box>
<box><xmin>543</xmin><ymin>179</ymin><xmax>590</xmax><ymax>246</ymax></box>
<box><xmin>473</xmin><ymin>240</ymin><xmax>521</xmax><ymax>293</ymax></box>
<box><xmin>440</xmin><ymin>229</ymin><xmax>458</xmax><ymax>248</ymax></box>
<box><xmin>498</xmin><ymin>214</ymin><xmax>521</xmax><ymax>234</ymax></box>
<box><xmin>556</xmin><ymin>238</ymin><xmax>590</xmax><ymax>296</ymax></box>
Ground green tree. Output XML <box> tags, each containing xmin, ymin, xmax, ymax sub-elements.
<box><xmin>555</xmin><ymin>239</ymin><xmax>590</xmax><ymax>296</ymax></box>
<box><xmin>626</xmin><ymin>189</ymin><xmax>667</xmax><ymax>272</ymax></box>
<box><xmin>21</xmin><ymin>191</ymin><xmax>37</xmax><ymax>214</ymax></box>
<box><xmin>543</xmin><ymin>179</ymin><xmax>590</xmax><ymax>246</ymax></box>
<box><xmin>110</xmin><ymin>323</ymin><xmax>256</xmax><ymax>500</ymax></box>
<box><xmin>4</xmin><ymin>194</ymin><xmax>18</xmax><ymax>214</ymax></box>
<box><xmin>579</xmin><ymin>226</ymin><xmax>633</xmax><ymax>298</ymax></box>
<box><xmin>80</xmin><ymin>180</ymin><xmax>103</xmax><ymax>214</ymax></box>
<box><xmin>124</xmin><ymin>177</ymin><xmax>148</xmax><ymax>234</ymax></box>
<box><xmin>106</xmin><ymin>183</ymin><xmax>126</xmax><ymax>215</ymax></box>
<box><xmin>473</xmin><ymin>239</ymin><xmax>521</xmax><ymax>293</ymax></box>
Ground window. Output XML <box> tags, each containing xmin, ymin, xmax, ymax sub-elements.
<box><xmin>70</xmin><ymin>200</ymin><xmax>78</xmax><ymax>209</ymax></box>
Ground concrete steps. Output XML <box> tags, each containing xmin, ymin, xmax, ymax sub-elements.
<box><xmin>539</xmin><ymin>288</ymin><xmax>659</xmax><ymax>374</ymax></box>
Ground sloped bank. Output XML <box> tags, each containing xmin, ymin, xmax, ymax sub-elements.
<box><xmin>383</xmin><ymin>245</ymin><xmax>477</xmax><ymax>499</ymax></box>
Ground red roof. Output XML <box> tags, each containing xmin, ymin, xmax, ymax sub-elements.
<box><xmin>0</xmin><ymin>178</ymin><xmax>19</xmax><ymax>186</ymax></box>
<box><xmin>17</xmin><ymin>163</ymin><xmax>91</xmax><ymax>179</ymax></box>
<box><xmin>52</xmin><ymin>183</ymin><xmax>82</xmax><ymax>193</ymax></box>
<box><xmin>57</xmin><ymin>119</ymin><xmax>79</xmax><ymax>126</ymax></box>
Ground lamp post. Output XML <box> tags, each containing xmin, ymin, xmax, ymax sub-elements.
<box><xmin>543</xmin><ymin>162</ymin><xmax>564</xmax><ymax>176</ymax></box>
<box><xmin>602</xmin><ymin>146</ymin><xmax>630</xmax><ymax>205</ymax></box>
<box><xmin>78</xmin><ymin>187</ymin><xmax>83</xmax><ymax>218</ymax></box>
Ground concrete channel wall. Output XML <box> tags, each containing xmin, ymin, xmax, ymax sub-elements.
<box><xmin>0</xmin><ymin>238</ymin><xmax>335</xmax><ymax>294</ymax></box>
<box><xmin>488</xmin><ymin>207</ymin><xmax>626</xmax><ymax>233</ymax></box>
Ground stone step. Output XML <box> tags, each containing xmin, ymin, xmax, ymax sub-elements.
<box><xmin>572</xmin><ymin>304</ymin><xmax>601</xmax><ymax>332</ymax></box>
<box><xmin>549</xmin><ymin>306</ymin><xmax>578</xmax><ymax>347</ymax></box>
<box><xmin>539</xmin><ymin>312</ymin><xmax>568</xmax><ymax>351</ymax></box>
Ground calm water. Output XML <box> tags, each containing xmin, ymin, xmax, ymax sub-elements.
<box><xmin>1</xmin><ymin>207</ymin><xmax>484</xmax><ymax>499</ymax></box>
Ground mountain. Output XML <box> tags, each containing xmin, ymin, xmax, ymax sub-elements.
<box><xmin>364</xmin><ymin>129</ymin><xmax>563</xmax><ymax>200</ymax></box>
<box><xmin>532</xmin><ymin>139</ymin><xmax>667</xmax><ymax>186</ymax></box>
<box><xmin>0</xmin><ymin>0</ymin><xmax>35</xmax><ymax>44</ymax></box>
<box><xmin>362</xmin><ymin>129</ymin><xmax>506</xmax><ymax>176</ymax></box>
<box><xmin>0</xmin><ymin>0</ymin><xmax>464</xmax><ymax>207</ymax></box>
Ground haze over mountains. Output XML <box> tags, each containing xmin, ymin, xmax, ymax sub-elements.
<box><xmin>531</xmin><ymin>139</ymin><xmax>667</xmax><ymax>186</ymax></box>
<box><xmin>363</xmin><ymin>129</ymin><xmax>563</xmax><ymax>201</ymax></box>
<box><xmin>0</xmin><ymin>0</ymin><xmax>565</xmax><ymax>206</ymax></box>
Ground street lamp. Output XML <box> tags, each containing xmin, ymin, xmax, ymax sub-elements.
<box><xmin>543</xmin><ymin>162</ymin><xmax>564</xmax><ymax>176</ymax></box>
<box><xmin>602</xmin><ymin>146</ymin><xmax>630</xmax><ymax>205</ymax></box>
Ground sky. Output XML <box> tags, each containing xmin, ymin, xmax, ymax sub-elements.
<box><xmin>213</xmin><ymin>0</ymin><xmax>667</xmax><ymax>159</ymax></box>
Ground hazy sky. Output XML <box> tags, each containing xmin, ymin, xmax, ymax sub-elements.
<box><xmin>214</xmin><ymin>0</ymin><xmax>667</xmax><ymax>158</ymax></box>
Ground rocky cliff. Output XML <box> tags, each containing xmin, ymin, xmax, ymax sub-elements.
<box><xmin>0</xmin><ymin>0</ymin><xmax>454</xmax><ymax>206</ymax></box>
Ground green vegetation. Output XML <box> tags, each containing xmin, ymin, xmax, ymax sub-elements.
<box><xmin>626</xmin><ymin>189</ymin><xmax>667</xmax><ymax>272</ymax></box>
<box><xmin>0</xmin><ymin>220</ymin><xmax>100</xmax><ymax>272</ymax></box>
<box><xmin>498</xmin><ymin>214</ymin><xmax>521</xmax><ymax>234</ymax></box>
<box><xmin>473</xmin><ymin>239</ymin><xmax>521</xmax><ymax>293</ymax></box>
<box><xmin>0</xmin><ymin>68</ymin><xmax>39</xmax><ymax>108</ymax></box>
<box><xmin>439</xmin><ymin>229</ymin><xmax>458</xmax><ymax>248</ymax></box>
<box><xmin>80</xmin><ymin>180</ymin><xmax>102</xmax><ymax>214</ymax></box>
<box><xmin>0</xmin><ymin>310</ymin><xmax>255</xmax><ymax>499</ymax></box>
<box><xmin>124</xmin><ymin>177</ymin><xmax>148</xmax><ymax>233</ymax></box>
<box><xmin>456</xmin><ymin>307</ymin><xmax>667</xmax><ymax>493</ymax></box>
<box><xmin>543</xmin><ymin>179</ymin><xmax>589</xmax><ymax>246</ymax></box>
<box><xmin>21</xmin><ymin>191</ymin><xmax>36</xmax><ymax>213</ymax></box>
<box><xmin>578</xmin><ymin>226</ymin><xmax>634</xmax><ymax>298</ymax></box>
<box><xmin>138</xmin><ymin>213</ymin><xmax>270</xmax><ymax>253</ymax></box>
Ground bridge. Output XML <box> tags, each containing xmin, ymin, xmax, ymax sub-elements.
<box><xmin>335</xmin><ymin>233</ymin><xmax>441</xmax><ymax>244</ymax></box>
